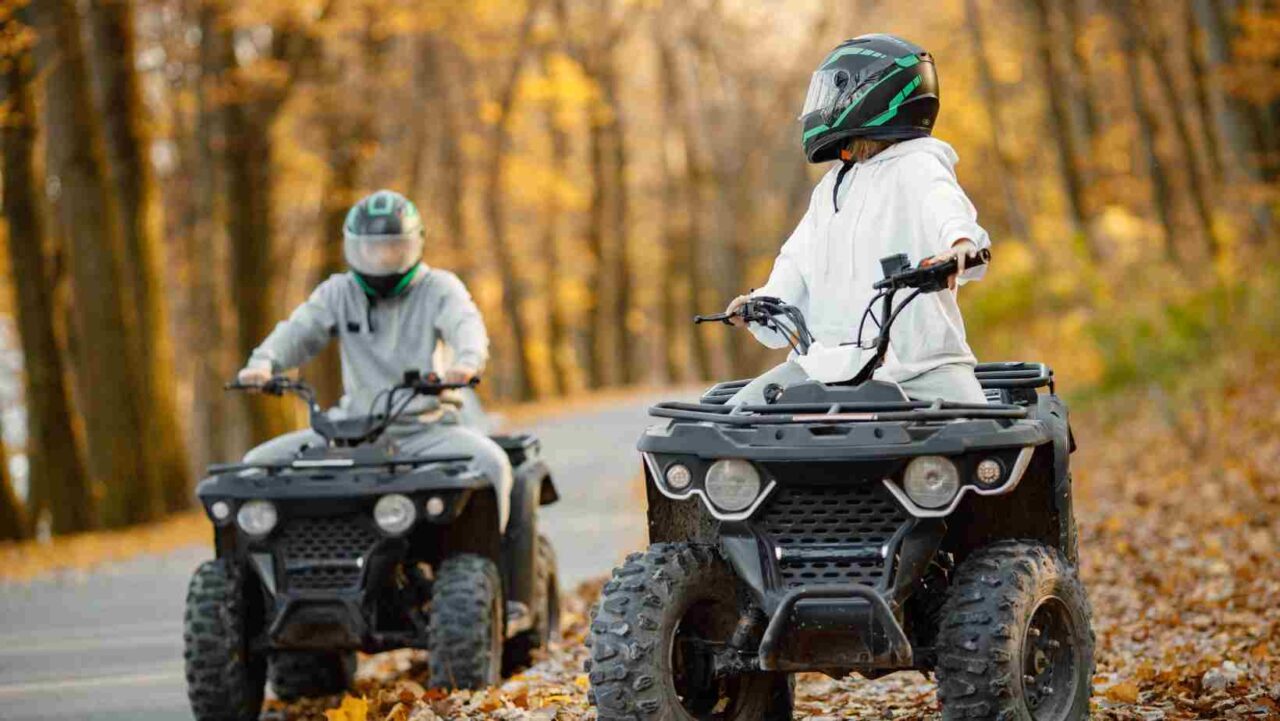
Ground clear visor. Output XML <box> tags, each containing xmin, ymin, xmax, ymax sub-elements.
<box><xmin>800</xmin><ymin>68</ymin><xmax>848</xmax><ymax>119</ymax></box>
<box><xmin>343</xmin><ymin>233</ymin><xmax>423</xmax><ymax>276</ymax></box>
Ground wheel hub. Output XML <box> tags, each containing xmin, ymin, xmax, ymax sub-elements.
<box><xmin>1021</xmin><ymin>596</ymin><xmax>1078</xmax><ymax>721</ymax></box>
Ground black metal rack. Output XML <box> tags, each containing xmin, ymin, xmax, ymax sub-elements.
<box><xmin>650</xmin><ymin>398</ymin><xmax>1027</xmax><ymax>426</ymax></box>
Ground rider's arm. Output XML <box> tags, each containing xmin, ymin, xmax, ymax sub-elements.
<box><xmin>433</xmin><ymin>271</ymin><xmax>489</xmax><ymax>375</ymax></box>
<box><xmin>914</xmin><ymin>157</ymin><xmax>991</xmax><ymax>285</ymax></box>
<box><xmin>748</xmin><ymin>206</ymin><xmax>813</xmax><ymax>350</ymax></box>
<box><xmin>246</xmin><ymin>278</ymin><xmax>340</xmax><ymax>373</ymax></box>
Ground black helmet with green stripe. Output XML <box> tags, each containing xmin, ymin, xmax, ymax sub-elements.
<box><xmin>800</xmin><ymin>34</ymin><xmax>939</xmax><ymax>163</ymax></box>
<box><xmin>343</xmin><ymin>190</ymin><xmax>425</xmax><ymax>298</ymax></box>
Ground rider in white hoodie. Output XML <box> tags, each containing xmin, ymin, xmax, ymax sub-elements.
<box><xmin>726</xmin><ymin>34</ymin><xmax>989</xmax><ymax>405</ymax></box>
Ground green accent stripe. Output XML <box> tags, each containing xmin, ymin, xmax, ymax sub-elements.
<box><xmin>352</xmin><ymin>271</ymin><xmax>376</xmax><ymax>295</ymax></box>
<box><xmin>822</xmin><ymin>46</ymin><xmax>887</xmax><ymax>67</ymax></box>
<box><xmin>895</xmin><ymin>54</ymin><xmax>921</xmax><ymax>68</ymax></box>
<box><xmin>862</xmin><ymin>75</ymin><xmax>923</xmax><ymax>127</ymax></box>
<box><xmin>389</xmin><ymin>263</ymin><xmax>423</xmax><ymax>296</ymax></box>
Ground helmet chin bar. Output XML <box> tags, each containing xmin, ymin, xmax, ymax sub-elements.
<box><xmin>354</xmin><ymin>264</ymin><xmax>421</xmax><ymax>299</ymax></box>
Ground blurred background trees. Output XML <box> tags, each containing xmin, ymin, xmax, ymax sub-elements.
<box><xmin>0</xmin><ymin>0</ymin><xmax>1276</xmax><ymax>538</ymax></box>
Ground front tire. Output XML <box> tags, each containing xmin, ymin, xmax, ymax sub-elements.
<box><xmin>183</xmin><ymin>560</ymin><xmax>266</xmax><ymax>721</ymax></box>
<box><xmin>586</xmin><ymin>543</ymin><xmax>793</xmax><ymax>721</ymax></box>
<box><xmin>428</xmin><ymin>554</ymin><xmax>504</xmax><ymax>689</ymax></box>
<box><xmin>269</xmin><ymin>651</ymin><xmax>356</xmax><ymax>701</ymax></box>
<box><xmin>935</xmin><ymin>540</ymin><xmax>1095</xmax><ymax>721</ymax></box>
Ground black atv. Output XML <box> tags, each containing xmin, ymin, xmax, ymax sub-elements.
<box><xmin>183</xmin><ymin>372</ymin><xmax>561</xmax><ymax>721</ymax></box>
<box><xmin>586</xmin><ymin>250</ymin><xmax>1094</xmax><ymax>721</ymax></box>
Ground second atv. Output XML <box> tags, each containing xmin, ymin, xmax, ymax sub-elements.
<box><xmin>184</xmin><ymin>372</ymin><xmax>560</xmax><ymax>721</ymax></box>
<box><xmin>587</xmin><ymin>250</ymin><xmax>1094</xmax><ymax>721</ymax></box>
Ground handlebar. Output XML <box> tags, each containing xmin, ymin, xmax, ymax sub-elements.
<box><xmin>872</xmin><ymin>248</ymin><xmax>989</xmax><ymax>292</ymax></box>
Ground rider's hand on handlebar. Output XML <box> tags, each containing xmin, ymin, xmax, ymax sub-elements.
<box><xmin>236</xmin><ymin>364</ymin><xmax>272</xmax><ymax>389</ymax></box>
<box><xmin>724</xmin><ymin>294</ymin><xmax>751</xmax><ymax>327</ymax></box>
<box><xmin>443</xmin><ymin>366</ymin><xmax>477</xmax><ymax>385</ymax></box>
<box><xmin>922</xmin><ymin>238</ymin><xmax>979</xmax><ymax>291</ymax></box>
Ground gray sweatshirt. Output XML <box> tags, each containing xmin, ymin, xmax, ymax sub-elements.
<box><xmin>247</xmin><ymin>264</ymin><xmax>489</xmax><ymax>416</ymax></box>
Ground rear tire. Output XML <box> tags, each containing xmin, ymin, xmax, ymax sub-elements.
<box><xmin>586</xmin><ymin>543</ymin><xmax>793</xmax><ymax>721</ymax></box>
<box><xmin>183</xmin><ymin>560</ymin><xmax>266</xmax><ymax>721</ymax></box>
<box><xmin>428</xmin><ymin>554</ymin><xmax>504</xmax><ymax>689</ymax></box>
<box><xmin>504</xmin><ymin>533</ymin><xmax>561</xmax><ymax>673</ymax></box>
<box><xmin>269</xmin><ymin>651</ymin><xmax>356</xmax><ymax>701</ymax></box>
<box><xmin>935</xmin><ymin>540</ymin><xmax>1094</xmax><ymax>721</ymax></box>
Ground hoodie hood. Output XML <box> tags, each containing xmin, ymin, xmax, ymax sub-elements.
<box><xmin>863</xmin><ymin>136</ymin><xmax>960</xmax><ymax>171</ymax></box>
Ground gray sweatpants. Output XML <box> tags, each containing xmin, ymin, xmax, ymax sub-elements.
<box><xmin>727</xmin><ymin>360</ymin><xmax>987</xmax><ymax>406</ymax></box>
<box><xmin>244</xmin><ymin>416</ymin><xmax>514</xmax><ymax>531</ymax></box>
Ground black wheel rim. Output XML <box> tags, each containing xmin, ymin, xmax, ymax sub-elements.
<box><xmin>1021</xmin><ymin>596</ymin><xmax>1081</xmax><ymax>721</ymax></box>
<box><xmin>669</xmin><ymin>599</ymin><xmax>743</xmax><ymax>720</ymax></box>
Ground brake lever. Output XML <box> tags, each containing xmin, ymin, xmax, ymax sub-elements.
<box><xmin>693</xmin><ymin>312</ymin><xmax>734</xmax><ymax>325</ymax></box>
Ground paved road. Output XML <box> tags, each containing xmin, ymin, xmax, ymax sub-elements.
<box><xmin>0</xmin><ymin>391</ymin><xmax>677</xmax><ymax>720</ymax></box>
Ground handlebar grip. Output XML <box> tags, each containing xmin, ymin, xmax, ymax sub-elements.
<box><xmin>693</xmin><ymin>313</ymin><xmax>733</xmax><ymax>325</ymax></box>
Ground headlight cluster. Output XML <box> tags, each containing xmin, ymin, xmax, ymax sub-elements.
<box><xmin>899</xmin><ymin>454</ymin><xmax>1010</xmax><ymax>510</ymax></box>
<box><xmin>657</xmin><ymin>457</ymin><xmax>766</xmax><ymax>515</ymax></box>
<box><xmin>225</xmin><ymin>492</ymin><xmax>426</xmax><ymax>539</ymax></box>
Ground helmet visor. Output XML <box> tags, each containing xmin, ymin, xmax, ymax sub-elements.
<box><xmin>344</xmin><ymin>233</ymin><xmax>423</xmax><ymax>276</ymax></box>
<box><xmin>800</xmin><ymin>68</ymin><xmax>849</xmax><ymax>119</ymax></box>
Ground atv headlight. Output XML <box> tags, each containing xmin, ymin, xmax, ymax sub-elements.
<box><xmin>704</xmin><ymin>459</ymin><xmax>761</xmax><ymax>513</ymax></box>
<box><xmin>903</xmin><ymin>456</ymin><xmax>960</xmax><ymax>509</ymax></box>
<box><xmin>236</xmin><ymin>499</ymin><xmax>277</xmax><ymax>537</ymax></box>
<box><xmin>374</xmin><ymin>493</ymin><xmax>417</xmax><ymax>535</ymax></box>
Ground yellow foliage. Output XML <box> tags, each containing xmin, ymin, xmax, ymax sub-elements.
<box><xmin>325</xmin><ymin>695</ymin><xmax>370</xmax><ymax>721</ymax></box>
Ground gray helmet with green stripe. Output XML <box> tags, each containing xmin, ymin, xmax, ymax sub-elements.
<box><xmin>800</xmin><ymin>34</ymin><xmax>939</xmax><ymax>163</ymax></box>
<box><xmin>343</xmin><ymin>190</ymin><xmax>425</xmax><ymax>297</ymax></box>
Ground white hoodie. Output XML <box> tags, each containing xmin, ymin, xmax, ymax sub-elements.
<box><xmin>749</xmin><ymin>137</ymin><xmax>990</xmax><ymax>384</ymax></box>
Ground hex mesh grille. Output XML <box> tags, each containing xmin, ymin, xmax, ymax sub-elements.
<box><xmin>279</xmin><ymin>515</ymin><xmax>378</xmax><ymax>591</ymax></box>
<box><xmin>757</xmin><ymin>483</ymin><xmax>909</xmax><ymax>590</ymax></box>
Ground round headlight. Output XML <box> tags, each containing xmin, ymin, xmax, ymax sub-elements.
<box><xmin>704</xmin><ymin>459</ymin><xmax>762</xmax><ymax>513</ymax></box>
<box><xmin>210</xmin><ymin>500</ymin><xmax>232</xmax><ymax>522</ymax></box>
<box><xmin>903</xmin><ymin>456</ymin><xmax>960</xmax><ymax>509</ymax></box>
<box><xmin>664</xmin><ymin>463</ymin><xmax>692</xmax><ymax>490</ymax></box>
<box><xmin>975</xmin><ymin>458</ymin><xmax>1004</xmax><ymax>487</ymax></box>
<box><xmin>424</xmin><ymin>496</ymin><xmax>446</xmax><ymax>518</ymax></box>
<box><xmin>374</xmin><ymin>493</ymin><xmax>417</xmax><ymax>535</ymax></box>
<box><xmin>236</xmin><ymin>500</ymin><xmax>277</xmax><ymax>536</ymax></box>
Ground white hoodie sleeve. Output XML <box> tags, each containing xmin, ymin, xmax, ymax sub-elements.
<box><xmin>749</xmin><ymin>205</ymin><xmax>813</xmax><ymax>350</ymax></box>
<box><xmin>916</xmin><ymin>158</ymin><xmax>991</xmax><ymax>284</ymax></box>
<box><xmin>432</xmin><ymin>271</ymin><xmax>490</xmax><ymax>374</ymax></box>
<box><xmin>248</xmin><ymin>278</ymin><xmax>340</xmax><ymax>372</ymax></box>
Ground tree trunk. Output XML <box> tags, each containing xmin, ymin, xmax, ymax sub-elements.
<box><xmin>31</xmin><ymin>0</ymin><xmax>160</xmax><ymax>527</ymax></box>
<box><xmin>187</xmin><ymin>0</ymin><xmax>236</xmax><ymax>468</ymax></box>
<box><xmin>1117</xmin><ymin>2</ymin><xmax>1179</xmax><ymax>258</ymax></box>
<box><xmin>1061</xmin><ymin>0</ymin><xmax>1103</xmax><ymax>143</ymax></box>
<box><xmin>0</xmin><ymin>429</ymin><xmax>28</xmax><ymax>541</ymax></box>
<box><xmin>540</xmin><ymin>52</ymin><xmax>575</xmax><ymax>395</ymax></box>
<box><xmin>1139</xmin><ymin>21</ymin><xmax>1222</xmax><ymax>257</ymax></box>
<box><xmin>85</xmin><ymin>0</ymin><xmax>192</xmax><ymax>512</ymax></box>
<box><xmin>584</xmin><ymin>100</ymin><xmax>617</xmax><ymax>389</ymax></box>
<box><xmin>599</xmin><ymin>63</ymin><xmax>635</xmax><ymax>385</ymax></box>
<box><xmin>1183</xmin><ymin>0</ymin><xmax>1225</xmax><ymax>182</ymax></box>
<box><xmin>1027</xmin><ymin>0</ymin><xmax>1096</xmax><ymax>257</ymax></box>
<box><xmin>658</xmin><ymin>33</ymin><xmax>717</xmax><ymax>381</ymax></box>
<box><xmin>0</xmin><ymin>9</ymin><xmax>94</xmax><ymax>534</ymax></box>
<box><xmin>483</xmin><ymin>1</ymin><xmax>542</xmax><ymax>401</ymax></box>
<box><xmin>963</xmin><ymin>0</ymin><xmax>1031</xmax><ymax>240</ymax></box>
<box><xmin>658</xmin><ymin>34</ymin><xmax>692</xmax><ymax>385</ymax></box>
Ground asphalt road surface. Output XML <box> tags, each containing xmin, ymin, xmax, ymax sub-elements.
<box><xmin>0</xmin><ymin>390</ymin><xmax>678</xmax><ymax>720</ymax></box>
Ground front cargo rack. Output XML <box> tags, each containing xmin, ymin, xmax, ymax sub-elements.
<box><xmin>650</xmin><ymin>399</ymin><xmax>1027</xmax><ymax>426</ymax></box>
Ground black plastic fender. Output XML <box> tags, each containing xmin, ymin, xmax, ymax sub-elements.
<box><xmin>502</xmin><ymin>458</ymin><xmax>554</xmax><ymax>608</ymax></box>
<box><xmin>1033</xmin><ymin>394</ymin><xmax>1078</xmax><ymax>564</ymax></box>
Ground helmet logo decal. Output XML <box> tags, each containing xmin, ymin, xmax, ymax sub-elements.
<box><xmin>367</xmin><ymin>191</ymin><xmax>394</xmax><ymax>216</ymax></box>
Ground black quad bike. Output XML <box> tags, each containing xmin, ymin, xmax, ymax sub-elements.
<box><xmin>184</xmin><ymin>372</ymin><xmax>561</xmax><ymax>721</ymax></box>
<box><xmin>586</xmin><ymin>250</ymin><xmax>1094</xmax><ymax>721</ymax></box>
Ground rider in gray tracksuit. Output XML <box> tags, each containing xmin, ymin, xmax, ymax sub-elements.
<box><xmin>236</xmin><ymin>190</ymin><xmax>513</xmax><ymax>530</ymax></box>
